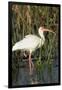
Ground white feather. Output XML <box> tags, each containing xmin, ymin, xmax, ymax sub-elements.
<box><xmin>12</xmin><ymin>34</ymin><xmax>42</xmax><ymax>52</ymax></box>
<box><xmin>12</xmin><ymin>27</ymin><xmax>45</xmax><ymax>53</ymax></box>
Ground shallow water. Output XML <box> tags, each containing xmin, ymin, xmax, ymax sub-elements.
<box><xmin>12</xmin><ymin>57</ymin><xmax>59</xmax><ymax>86</ymax></box>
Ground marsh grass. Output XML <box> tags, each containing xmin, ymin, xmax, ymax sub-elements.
<box><xmin>11</xmin><ymin>4</ymin><xmax>59</xmax><ymax>84</ymax></box>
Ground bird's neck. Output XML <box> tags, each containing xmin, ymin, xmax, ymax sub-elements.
<box><xmin>39</xmin><ymin>32</ymin><xmax>45</xmax><ymax>46</ymax></box>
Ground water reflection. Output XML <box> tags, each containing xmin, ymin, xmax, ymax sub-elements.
<box><xmin>12</xmin><ymin>57</ymin><xmax>59</xmax><ymax>86</ymax></box>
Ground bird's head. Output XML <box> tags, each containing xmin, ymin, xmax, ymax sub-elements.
<box><xmin>38</xmin><ymin>26</ymin><xmax>56</xmax><ymax>46</ymax></box>
<box><xmin>38</xmin><ymin>27</ymin><xmax>56</xmax><ymax>35</ymax></box>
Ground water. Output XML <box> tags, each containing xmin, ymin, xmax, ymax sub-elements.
<box><xmin>12</xmin><ymin>57</ymin><xmax>59</xmax><ymax>86</ymax></box>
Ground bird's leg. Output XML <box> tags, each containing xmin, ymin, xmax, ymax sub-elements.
<box><xmin>31</xmin><ymin>61</ymin><xmax>34</xmax><ymax>70</ymax></box>
<box><xmin>29</xmin><ymin>52</ymin><xmax>32</xmax><ymax>75</ymax></box>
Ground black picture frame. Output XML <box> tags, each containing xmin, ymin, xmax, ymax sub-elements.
<box><xmin>8</xmin><ymin>1</ymin><xmax>61</xmax><ymax>88</ymax></box>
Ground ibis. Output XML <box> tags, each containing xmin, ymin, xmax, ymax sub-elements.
<box><xmin>12</xmin><ymin>27</ymin><xmax>55</xmax><ymax>75</ymax></box>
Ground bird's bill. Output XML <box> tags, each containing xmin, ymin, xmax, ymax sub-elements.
<box><xmin>43</xmin><ymin>28</ymin><xmax>56</xmax><ymax>34</ymax></box>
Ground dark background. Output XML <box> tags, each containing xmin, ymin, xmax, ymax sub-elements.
<box><xmin>8</xmin><ymin>2</ymin><xmax>60</xmax><ymax>88</ymax></box>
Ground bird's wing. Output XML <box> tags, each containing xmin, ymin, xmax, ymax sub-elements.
<box><xmin>12</xmin><ymin>34</ymin><xmax>40</xmax><ymax>51</ymax></box>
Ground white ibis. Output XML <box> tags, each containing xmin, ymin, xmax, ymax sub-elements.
<box><xmin>12</xmin><ymin>27</ymin><xmax>55</xmax><ymax>75</ymax></box>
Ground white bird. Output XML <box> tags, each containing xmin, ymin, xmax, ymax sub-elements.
<box><xmin>12</xmin><ymin>27</ymin><xmax>55</xmax><ymax>75</ymax></box>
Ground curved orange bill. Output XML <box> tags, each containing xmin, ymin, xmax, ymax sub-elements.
<box><xmin>43</xmin><ymin>28</ymin><xmax>56</xmax><ymax>34</ymax></box>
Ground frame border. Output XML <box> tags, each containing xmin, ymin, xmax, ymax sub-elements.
<box><xmin>8</xmin><ymin>1</ymin><xmax>61</xmax><ymax>88</ymax></box>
